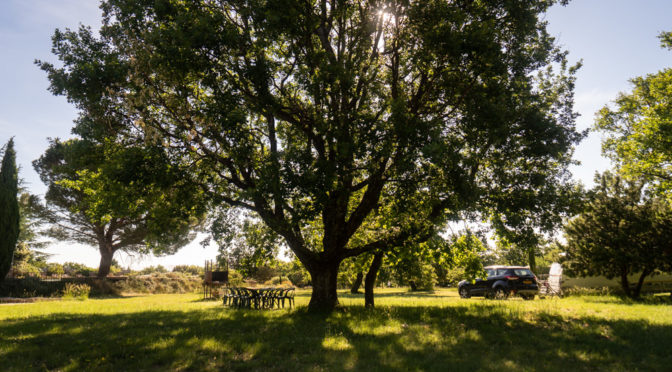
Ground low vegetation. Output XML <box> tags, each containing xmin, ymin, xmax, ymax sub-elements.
<box><xmin>1</xmin><ymin>288</ymin><xmax>671</xmax><ymax>371</ymax></box>
<box><xmin>0</xmin><ymin>272</ymin><xmax>202</xmax><ymax>298</ymax></box>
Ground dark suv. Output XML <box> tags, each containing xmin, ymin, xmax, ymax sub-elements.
<box><xmin>458</xmin><ymin>265</ymin><xmax>538</xmax><ymax>300</ymax></box>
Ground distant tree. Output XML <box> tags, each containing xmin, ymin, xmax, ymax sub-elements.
<box><xmin>595</xmin><ymin>31</ymin><xmax>672</xmax><ymax>200</ymax></box>
<box><xmin>11</xmin><ymin>192</ymin><xmax>49</xmax><ymax>277</ymax></box>
<box><xmin>0</xmin><ymin>138</ymin><xmax>20</xmax><ymax>282</ymax></box>
<box><xmin>139</xmin><ymin>265</ymin><xmax>168</xmax><ymax>275</ymax></box>
<box><xmin>33</xmin><ymin>138</ymin><xmax>206</xmax><ymax>277</ymax></box>
<box><xmin>211</xmin><ymin>208</ymin><xmax>282</xmax><ymax>279</ymax></box>
<box><xmin>364</xmin><ymin>231</ymin><xmax>486</xmax><ymax>307</ymax></box>
<box><xmin>564</xmin><ymin>172</ymin><xmax>672</xmax><ymax>298</ymax></box>
<box><xmin>45</xmin><ymin>262</ymin><xmax>65</xmax><ymax>277</ymax></box>
<box><xmin>488</xmin><ymin>174</ymin><xmax>585</xmax><ymax>272</ymax></box>
<box><xmin>63</xmin><ymin>262</ymin><xmax>96</xmax><ymax>277</ymax></box>
<box><xmin>172</xmin><ymin>265</ymin><xmax>204</xmax><ymax>276</ymax></box>
<box><xmin>341</xmin><ymin>255</ymin><xmax>370</xmax><ymax>294</ymax></box>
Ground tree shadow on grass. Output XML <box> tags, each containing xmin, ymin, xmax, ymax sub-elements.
<box><xmin>1</xmin><ymin>303</ymin><xmax>671</xmax><ymax>371</ymax></box>
<box><xmin>88</xmin><ymin>294</ymin><xmax>143</xmax><ymax>300</ymax></box>
<box><xmin>338</xmin><ymin>290</ymin><xmax>454</xmax><ymax>300</ymax></box>
<box><xmin>578</xmin><ymin>294</ymin><xmax>672</xmax><ymax>306</ymax></box>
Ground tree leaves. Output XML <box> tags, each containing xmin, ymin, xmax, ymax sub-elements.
<box><xmin>595</xmin><ymin>31</ymin><xmax>672</xmax><ymax>202</ymax></box>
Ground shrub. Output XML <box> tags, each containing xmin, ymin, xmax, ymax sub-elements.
<box><xmin>228</xmin><ymin>270</ymin><xmax>244</xmax><ymax>287</ymax></box>
<box><xmin>86</xmin><ymin>279</ymin><xmax>120</xmax><ymax>296</ymax></box>
<box><xmin>263</xmin><ymin>276</ymin><xmax>293</xmax><ymax>287</ymax></box>
<box><xmin>11</xmin><ymin>262</ymin><xmax>41</xmax><ymax>278</ymax></box>
<box><xmin>0</xmin><ymin>276</ymin><xmax>54</xmax><ymax>297</ymax></box>
<box><xmin>45</xmin><ymin>263</ymin><xmax>65</xmax><ymax>277</ymax></box>
<box><xmin>63</xmin><ymin>262</ymin><xmax>95</xmax><ymax>277</ymax></box>
<box><xmin>172</xmin><ymin>265</ymin><xmax>204</xmax><ymax>276</ymax></box>
<box><xmin>138</xmin><ymin>265</ymin><xmax>168</xmax><ymax>275</ymax></box>
<box><xmin>437</xmin><ymin>267</ymin><xmax>466</xmax><ymax>287</ymax></box>
<box><xmin>252</xmin><ymin>265</ymin><xmax>277</xmax><ymax>283</ymax></box>
<box><xmin>406</xmin><ymin>263</ymin><xmax>437</xmax><ymax>291</ymax></box>
<box><xmin>287</xmin><ymin>270</ymin><xmax>310</xmax><ymax>287</ymax></box>
<box><xmin>112</xmin><ymin>272</ymin><xmax>201</xmax><ymax>294</ymax></box>
<box><xmin>62</xmin><ymin>283</ymin><xmax>91</xmax><ymax>300</ymax></box>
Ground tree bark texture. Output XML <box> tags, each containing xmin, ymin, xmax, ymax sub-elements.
<box><xmin>364</xmin><ymin>252</ymin><xmax>384</xmax><ymax>308</ymax></box>
<box><xmin>307</xmin><ymin>261</ymin><xmax>341</xmax><ymax>312</ymax></box>
<box><xmin>97</xmin><ymin>240</ymin><xmax>115</xmax><ymax>278</ymax></box>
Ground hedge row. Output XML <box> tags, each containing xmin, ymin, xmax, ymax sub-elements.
<box><xmin>0</xmin><ymin>273</ymin><xmax>202</xmax><ymax>298</ymax></box>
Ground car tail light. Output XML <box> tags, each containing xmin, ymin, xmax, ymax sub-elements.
<box><xmin>505</xmin><ymin>276</ymin><xmax>519</xmax><ymax>280</ymax></box>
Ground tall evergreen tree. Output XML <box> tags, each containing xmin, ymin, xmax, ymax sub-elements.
<box><xmin>0</xmin><ymin>138</ymin><xmax>20</xmax><ymax>281</ymax></box>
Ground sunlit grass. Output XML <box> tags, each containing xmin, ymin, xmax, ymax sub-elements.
<box><xmin>1</xmin><ymin>289</ymin><xmax>671</xmax><ymax>371</ymax></box>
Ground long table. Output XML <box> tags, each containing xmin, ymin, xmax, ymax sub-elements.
<box><xmin>223</xmin><ymin>287</ymin><xmax>295</xmax><ymax>309</ymax></box>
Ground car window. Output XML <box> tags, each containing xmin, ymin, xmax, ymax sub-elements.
<box><xmin>514</xmin><ymin>269</ymin><xmax>533</xmax><ymax>276</ymax></box>
<box><xmin>496</xmin><ymin>269</ymin><xmax>510</xmax><ymax>276</ymax></box>
<box><xmin>486</xmin><ymin>269</ymin><xmax>495</xmax><ymax>277</ymax></box>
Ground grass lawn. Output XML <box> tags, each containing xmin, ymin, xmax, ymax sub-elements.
<box><xmin>1</xmin><ymin>288</ymin><xmax>671</xmax><ymax>371</ymax></box>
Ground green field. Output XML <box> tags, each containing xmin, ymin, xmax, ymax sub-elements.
<box><xmin>1</xmin><ymin>289</ymin><xmax>671</xmax><ymax>371</ymax></box>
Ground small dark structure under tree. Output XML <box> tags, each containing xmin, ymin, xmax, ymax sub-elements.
<box><xmin>203</xmin><ymin>260</ymin><xmax>228</xmax><ymax>299</ymax></box>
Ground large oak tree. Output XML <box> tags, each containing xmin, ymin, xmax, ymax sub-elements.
<box><xmin>45</xmin><ymin>0</ymin><xmax>581</xmax><ymax>310</ymax></box>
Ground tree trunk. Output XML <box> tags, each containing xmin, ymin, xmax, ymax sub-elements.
<box><xmin>409</xmin><ymin>280</ymin><xmax>418</xmax><ymax>291</ymax></box>
<box><xmin>528</xmin><ymin>246</ymin><xmax>536</xmax><ymax>273</ymax></box>
<box><xmin>633</xmin><ymin>269</ymin><xmax>651</xmax><ymax>299</ymax></box>
<box><xmin>97</xmin><ymin>241</ymin><xmax>115</xmax><ymax>278</ymax></box>
<box><xmin>619</xmin><ymin>271</ymin><xmax>632</xmax><ymax>298</ymax></box>
<box><xmin>350</xmin><ymin>272</ymin><xmax>363</xmax><ymax>294</ymax></box>
<box><xmin>307</xmin><ymin>262</ymin><xmax>341</xmax><ymax>312</ymax></box>
<box><xmin>364</xmin><ymin>251</ymin><xmax>384</xmax><ymax>308</ymax></box>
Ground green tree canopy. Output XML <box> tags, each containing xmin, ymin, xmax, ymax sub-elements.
<box><xmin>210</xmin><ymin>207</ymin><xmax>283</xmax><ymax>278</ymax></box>
<box><xmin>0</xmin><ymin>138</ymin><xmax>20</xmax><ymax>282</ymax></box>
<box><xmin>595</xmin><ymin>31</ymin><xmax>672</xmax><ymax>201</ymax></box>
<box><xmin>33</xmin><ymin>138</ymin><xmax>207</xmax><ymax>277</ymax></box>
<box><xmin>43</xmin><ymin>0</ymin><xmax>581</xmax><ymax>310</ymax></box>
<box><xmin>563</xmin><ymin>172</ymin><xmax>672</xmax><ymax>298</ymax></box>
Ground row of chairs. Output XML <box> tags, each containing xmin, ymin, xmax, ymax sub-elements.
<box><xmin>223</xmin><ymin>287</ymin><xmax>295</xmax><ymax>309</ymax></box>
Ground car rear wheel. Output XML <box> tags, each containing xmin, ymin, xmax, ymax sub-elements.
<box><xmin>493</xmin><ymin>287</ymin><xmax>509</xmax><ymax>300</ymax></box>
<box><xmin>459</xmin><ymin>286</ymin><xmax>470</xmax><ymax>299</ymax></box>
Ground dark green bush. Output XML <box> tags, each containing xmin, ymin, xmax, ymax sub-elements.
<box><xmin>63</xmin><ymin>262</ymin><xmax>96</xmax><ymax>277</ymax></box>
<box><xmin>114</xmin><ymin>272</ymin><xmax>200</xmax><ymax>294</ymax></box>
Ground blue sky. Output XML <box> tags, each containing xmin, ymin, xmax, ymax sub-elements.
<box><xmin>1</xmin><ymin>0</ymin><xmax>671</xmax><ymax>268</ymax></box>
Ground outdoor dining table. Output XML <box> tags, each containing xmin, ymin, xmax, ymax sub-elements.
<box><xmin>223</xmin><ymin>287</ymin><xmax>294</xmax><ymax>309</ymax></box>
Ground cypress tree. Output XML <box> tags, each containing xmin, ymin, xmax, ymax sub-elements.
<box><xmin>0</xmin><ymin>138</ymin><xmax>20</xmax><ymax>281</ymax></box>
